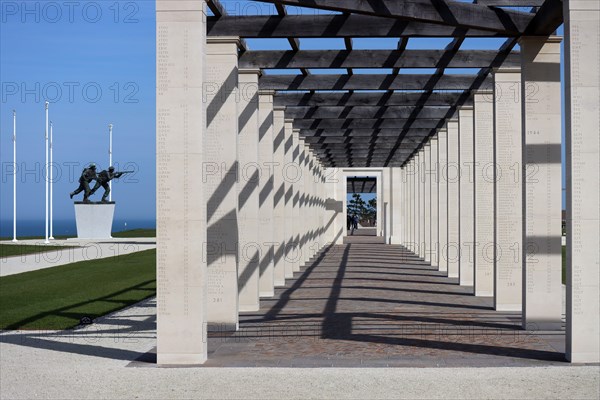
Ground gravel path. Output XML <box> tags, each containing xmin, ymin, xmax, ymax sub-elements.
<box><xmin>0</xmin><ymin>238</ymin><xmax>156</xmax><ymax>276</ymax></box>
<box><xmin>1</xmin><ymin>298</ymin><xmax>598</xmax><ymax>400</ymax></box>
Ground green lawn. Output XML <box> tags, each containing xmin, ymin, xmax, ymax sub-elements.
<box><xmin>0</xmin><ymin>249</ymin><xmax>156</xmax><ymax>330</ymax></box>
<box><xmin>1</xmin><ymin>228</ymin><xmax>156</xmax><ymax>242</ymax></box>
<box><xmin>112</xmin><ymin>228</ymin><xmax>156</xmax><ymax>238</ymax></box>
<box><xmin>0</xmin><ymin>244</ymin><xmax>73</xmax><ymax>258</ymax></box>
<box><xmin>562</xmin><ymin>245</ymin><xmax>566</xmax><ymax>285</ymax></box>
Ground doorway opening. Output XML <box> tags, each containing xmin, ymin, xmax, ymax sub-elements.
<box><xmin>346</xmin><ymin>176</ymin><xmax>378</xmax><ymax>238</ymax></box>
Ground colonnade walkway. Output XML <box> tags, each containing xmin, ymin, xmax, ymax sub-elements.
<box><xmin>203</xmin><ymin>232</ymin><xmax>565</xmax><ymax>367</ymax></box>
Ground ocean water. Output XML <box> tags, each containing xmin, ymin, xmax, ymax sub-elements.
<box><xmin>0</xmin><ymin>219</ymin><xmax>155</xmax><ymax>238</ymax></box>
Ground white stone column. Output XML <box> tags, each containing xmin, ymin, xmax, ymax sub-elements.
<box><xmin>258</xmin><ymin>90</ymin><xmax>275</xmax><ymax>297</ymax></box>
<box><xmin>402</xmin><ymin>167</ymin><xmax>408</xmax><ymax>247</ymax></box>
<box><xmin>283</xmin><ymin>118</ymin><xmax>296</xmax><ymax>278</ymax></box>
<box><xmin>301</xmin><ymin>148</ymin><xmax>320</xmax><ymax>263</ymax></box>
<box><xmin>397</xmin><ymin>167</ymin><xmax>404</xmax><ymax>245</ymax></box>
<box><xmin>205</xmin><ymin>37</ymin><xmax>241</xmax><ymax>331</ymax></box>
<box><xmin>493</xmin><ymin>68</ymin><xmax>523</xmax><ymax>311</ymax></box>
<box><xmin>521</xmin><ymin>36</ymin><xmax>562</xmax><ymax>330</ymax></box>
<box><xmin>316</xmin><ymin>163</ymin><xmax>325</xmax><ymax>248</ymax></box>
<box><xmin>391</xmin><ymin>167</ymin><xmax>403</xmax><ymax>244</ymax></box>
<box><xmin>291</xmin><ymin>128</ymin><xmax>302</xmax><ymax>272</ymax></box>
<box><xmin>430</xmin><ymin>137</ymin><xmax>439</xmax><ymax>268</ymax></box>
<box><xmin>383</xmin><ymin>167</ymin><xmax>392</xmax><ymax>243</ymax></box>
<box><xmin>418</xmin><ymin>150</ymin><xmax>426</xmax><ymax>258</ymax></box>
<box><xmin>299</xmin><ymin>139</ymin><xmax>309</xmax><ymax>266</ymax></box>
<box><xmin>294</xmin><ymin>138</ymin><xmax>314</xmax><ymax>267</ymax></box>
<box><xmin>474</xmin><ymin>91</ymin><xmax>495</xmax><ymax>296</ymax></box>
<box><xmin>415</xmin><ymin>154</ymin><xmax>422</xmax><ymax>257</ymax></box>
<box><xmin>410</xmin><ymin>159</ymin><xmax>416</xmax><ymax>253</ymax></box>
<box><xmin>458</xmin><ymin>109</ymin><xmax>475</xmax><ymax>284</ymax></box>
<box><xmin>564</xmin><ymin>0</ymin><xmax>600</xmax><ymax>363</ymax></box>
<box><xmin>237</xmin><ymin>69</ymin><xmax>260</xmax><ymax>312</ymax></box>
<box><xmin>272</xmin><ymin>107</ymin><xmax>286</xmax><ymax>286</ymax></box>
<box><xmin>156</xmin><ymin>0</ymin><xmax>207</xmax><ymax>365</ymax></box>
<box><xmin>406</xmin><ymin>158</ymin><xmax>415</xmax><ymax>251</ymax></box>
<box><xmin>447</xmin><ymin>119</ymin><xmax>460</xmax><ymax>279</ymax></box>
<box><xmin>312</xmin><ymin>157</ymin><xmax>321</xmax><ymax>253</ymax></box>
<box><xmin>332</xmin><ymin>168</ymin><xmax>346</xmax><ymax>245</ymax></box>
<box><xmin>438</xmin><ymin>129</ymin><xmax>448</xmax><ymax>272</ymax></box>
<box><xmin>424</xmin><ymin>144</ymin><xmax>432</xmax><ymax>263</ymax></box>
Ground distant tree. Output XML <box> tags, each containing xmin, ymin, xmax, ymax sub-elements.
<box><xmin>348</xmin><ymin>194</ymin><xmax>380</xmax><ymax>226</ymax></box>
<box><xmin>366</xmin><ymin>198</ymin><xmax>377</xmax><ymax>222</ymax></box>
<box><xmin>348</xmin><ymin>193</ymin><xmax>367</xmax><ymax>218</ymax></box>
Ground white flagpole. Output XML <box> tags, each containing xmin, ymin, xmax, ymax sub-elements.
<box><xmin>49</xmin><ymin>121</ymin><xmax>54</xmax><ymax>239</ymax></box>
<box><xmin>12</xmin><ymin>110</ymin><xmax>17</xmax><ymax>242</ymax></box>
<box><xmin>45</xmin><ymin>101</ymin><xmax>49</xmax><ymax>244</ymax></box>
<box><xmin>109</xmin><ymin>124</ymin><xmax>113</xmax><ymax>202</ymax></box>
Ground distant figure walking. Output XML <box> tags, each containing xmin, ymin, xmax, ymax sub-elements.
<box><xmin>351</xmin><ymin>214</ymin><xmax>359</xmax><ymax>235</ymax></box>
<box><xmin>70</xmin><ymin>164</ymin><xmax>97</xmax><ymax>203</ymax></box>
<box><xmin>347</xmin><ymin>214</ymin><xmax>352</xmax><ymax>231</ymax></box>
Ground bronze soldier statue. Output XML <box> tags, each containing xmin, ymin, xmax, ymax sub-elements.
<box><xmin>70</xmin><ymin>164</ymin><xmax>97</xmax><ymax>202</ymax></box>
<box><xmin>90</xmin><ymin>166</ymin><xmax>130</xmax><ymax>202</ymax></box>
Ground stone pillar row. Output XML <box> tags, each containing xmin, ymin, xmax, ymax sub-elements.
<box><xmin>398</xmin><ymin>35</ymin><xmax>566</xmax><ymax>332</ymax></box>
<box><xmin>238</xmin><ymin>104</ymin><xmax>327</xmax><ymax>311</ymax></box>
<box><xmin>156</xmin><ymin>26</ymin><xmax>329</xmax><ymax>363</ymax></box>
<box><xmin>158</xmin><ymin>4</ymin><xmax>598</xmax><ymax>364</ymax></box>
<box><xmin>202</xmin><ymin>47</ymin><xmax>330</xmax><ymax>329</ymax></box>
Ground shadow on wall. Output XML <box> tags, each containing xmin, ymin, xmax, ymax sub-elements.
<box><xmin>325</xmin><ymin>198</ymin><xmax>343</xmax><ymax>212</ymax></box>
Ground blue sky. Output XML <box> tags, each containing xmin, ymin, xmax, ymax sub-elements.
<box><xmin>0</xmin><ymin>1</ymin><xmax>566</xmax><ymax>231</ymax></box>
<box><xmin>1</xmin><ymin>1</ymin><xmax>156</xmax><ymax>225</ymax></box>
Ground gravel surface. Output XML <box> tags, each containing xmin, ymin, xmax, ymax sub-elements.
<box><xmin>0</xmin><ymin>238</ymin><xmax>156</xmax><ymax>276</ymax></box>
<box><xmin>1</xmin><ymin>298</ymin><xmax>598</xmax><ymax>400</ymax></box>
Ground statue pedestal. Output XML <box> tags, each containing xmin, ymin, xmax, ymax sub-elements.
<box><xmin>74</xmin><ymin>202</ymin><xmax>115</xmax><ymax>239</ymax></box>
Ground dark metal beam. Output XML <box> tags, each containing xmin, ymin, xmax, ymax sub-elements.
<box><xmin>240</xmin><ymin>49</ymin><xmax>519</xmax><ymax>69</ymax></box>
<box><xmin>523</xmin><ymin>0</ymin><xmax>563</xmax><ymax>35</ymax></box>
<box><xmin>260</xmin><ymin>74</ymin><xmax>492</xmax><ymax>91</ymax></box>
<box><xmin>253</xmin><ymin>0</ymin><xmax>533</xmax><ymax>34</ymax></box>
<box><xmin>271</xmin><ymin>1</ymin><xmax>309</xmax><ymax>76</ymax></box>
<box><xmin>293</xmin><ymin>118</ymin><xmax>442</xmax><ymax>129</ymax></box>
<box><xmin>275</xmin><ymin>92</ymin><xmax>473</xmax><ymax>107</ymax></box>
<box><xmin>285</xmin><ymin>105</ymin><xmax>452</xmax><ymax>119</ymax></box>
<box><xmin>476</xmin><ymin>0</ymin><xmax>545</xmax><ymax>6</ymax></box>
<box><xmin>207</xmin><ymin>15</ymin><xmax>519</xmax><ymax>38</ymax></box>
<box><xmin>398</xmin><ymin>38</ymin><xmax>519</xmax><ymax>167</ymax></box>
<box><xmin>206</xmin><ymin>0</ymin><xmax>225</xmax><ymax>17</ymax></box>
<box><xmin>304</xmin><ymin>137</ymin><xmax>427</xmax><ymax>144</ymax></box>
<box><xmin>300</xmin><ymin>128</ymin><xmax>432</xmax><ymax>137</ymax></box>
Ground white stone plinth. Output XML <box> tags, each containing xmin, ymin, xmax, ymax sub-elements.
<box><xmin>74</xmin><ymin>203</ymin><xmax>115</xmax><ymax>239</ymax></box>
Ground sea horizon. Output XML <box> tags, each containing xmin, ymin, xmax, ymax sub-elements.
<box><xmin>0</xmin><ymin>218</ymin><xmax>156</xmax><ymax>238</ymax></box>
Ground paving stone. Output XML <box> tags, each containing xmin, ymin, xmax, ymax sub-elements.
<box><xmin>203</xmin><ymin>242</ymin><xmax>568</xmax><ymax>367</ymax></box>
